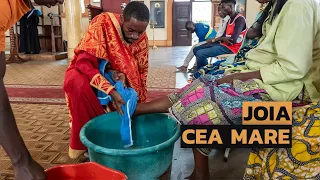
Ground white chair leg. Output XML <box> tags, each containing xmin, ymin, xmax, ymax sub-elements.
<box><xmin>224</xmin><ymin>148</ymin><xmax>231</xmax><ymax>162</ymax></box>
<box><xmin>209</xmin><ymin>57</ymin><xmax>213</xmax><ymax>64</ymax></box>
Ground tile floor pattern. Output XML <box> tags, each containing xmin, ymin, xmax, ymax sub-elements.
<box><xmin>1</xmin><ymin>47</ymin><xmax>251</xmax><ymax>179</ymax></box>
<box><xmin>4</xmin><ymin>62</ymin><xmax>67</xmax><ymax>86</ymax></box>
<box><xmin>0</xmin><ymin>104</ymin><xmax>87</xmax><ymax>180</ymax></box>
<box><xmin>4</xmin><ymin>60</ymin><xmax>178</xmax><ymax>89</ymax></box>
<box><xmin>147</xmin><ymin>66</ymin><xmax>176</xmax><ymax>88</ymax></box>
<box><xmin>0</xmin><ymin>103</ymin><xmax>251</xmax><ymax>180</ymax></box>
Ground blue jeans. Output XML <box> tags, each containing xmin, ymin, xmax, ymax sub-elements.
<box><xmin>193</xmin><ymin>42</ymin><xmax>233</xmax><ymax>70</ymax></box>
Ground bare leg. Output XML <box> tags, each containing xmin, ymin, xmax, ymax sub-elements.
<box><xmin>0</xmin><ymin>52</ymin><xmax>46</xmax><ymax>179</ymax></box>
<box><xmin>177</xmin><ymin>65</ymin><xmax>188</xmax><ymax>72</ymax></box>
<box><xmin>177</xmin><ymin>42</ymin><xmax>207</xmax><ymax>72</ymax></box>
<box><xmin>185</xmin><ymin>149</ymin><xmax>210</xmax><ymax>180</ymax></box>
<box><xmin>177</xmin><ymin>46</ymin><xmax>196</xmax><ymax>72</ymax></box>
<box><xmin>134</xmin><ymin>96</ymin><xmax>173</xmax><ymax>116</ymax></box>
<box><xmin>134</xmin><ymin>97</ymin><xmax>210</xmax><ymax>179</ymax></box>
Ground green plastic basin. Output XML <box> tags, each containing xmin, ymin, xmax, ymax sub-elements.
<box><xmin>80</xmin><ymin>113</ymin><xmax>180</xmax><ymax>180</ymax></box>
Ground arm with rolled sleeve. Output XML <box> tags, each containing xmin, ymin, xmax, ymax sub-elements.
<box><xmin>260</xmin><ymin>1</ymin><xmax>314</xmax><ymax>85</ymax></box>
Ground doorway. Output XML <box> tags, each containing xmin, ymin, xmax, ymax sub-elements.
<box><xmin>172</xmin><ymin>1</ymin><xmax>192</xmax><ymax>46</ymax></box>
<box><xmin>191</xmin><ymin>1</ymin><xmax>212</xmax><ymax>45</ymax></box>
<box><xmin>172</xmin><ymin>0</ymin><xmax>213</xmax><ymax>46</ymax></box>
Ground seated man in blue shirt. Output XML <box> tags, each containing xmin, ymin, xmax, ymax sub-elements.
<box><xmin>187</xmin><ymin>21</ymin><xmax>217</xmax><ymax>43</ymax></box>
<box><xmin>177</xmin><ymin>4</ymin><xmax>228</xmax><ymax>72</ymax></box>
<box><xmin>193</xmin><ymin>0</ymin><xmax>247</xmax><ymax>71</ymax></box>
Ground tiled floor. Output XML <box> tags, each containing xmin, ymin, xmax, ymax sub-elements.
<box><xmin>0</xmin><ymin>104</ymin><xmax>87</xmax><ymax>180</ymax></box>
<box><xmin>149</xmin><ymin>48</ymin><xmax>250</xmax><ymax>179</ymax></box>
<box><xmin>1</xmin><ymin>47</ymin><xmax>250</xmax><ymax>179</ymax></box>
<box><xmin>4</xmin><ymin>60</ymin><xmax>178</xmax><ymax>89</ymax></box>
<box><xmin>148</xmin><ymin>47</ymin><xmax>195</xmax><ymax>89</ymax></box>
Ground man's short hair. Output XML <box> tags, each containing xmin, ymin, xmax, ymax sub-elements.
<box><xmin>221</xmin><ymin>0</ymin><xmax>236</xmax><ymax>5</ymax></box>
<box><xmin>123</xmin><ymin>1</ymin><xmax>150</xmax><ymax>22</ymax></box>
<box><xmin>185</xmin><ymin>21</ymin><xmax>194</xmax><ymax>29</ymax></box>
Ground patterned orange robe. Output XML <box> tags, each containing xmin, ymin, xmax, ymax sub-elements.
<box><xmin>64</xmin><ymin>12</ymin><xmax>149</xmax><ymax>158</ymax></box>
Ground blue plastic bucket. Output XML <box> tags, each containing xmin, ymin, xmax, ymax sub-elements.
<box><xmin>80</xmin><ymin>113</ymin><xmax>180</xmax><ymax>180</ymax></box>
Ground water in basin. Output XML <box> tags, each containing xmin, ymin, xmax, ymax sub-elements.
<box><xmin>80</xmin><ymin>113</ymin><xmax>180</xmax><ymax>179</ymax></box>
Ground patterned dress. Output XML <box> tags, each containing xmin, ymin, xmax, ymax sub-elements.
<box><xmin>168</xmin><ymin>73</ymin><xmax>311</xmax><ymax>157</ymax></box>
<box><xmin>169</xmin><ymin>0</ymin><xmax>320</xmax><ymax>176</ymax></box>
<box><xmin>244</xmin><ymin>102</ymin><xmax>320</xmax><ymax>179</ymax></box>
<box><xmin>193</xmin><ymin>38</ymin><xmax>259</xmax><ymax>79</ymax></box>
<box><xmin>169</xmin><ymin>74</ymin><xmax>271</xmax><ymax>126</ymax></box>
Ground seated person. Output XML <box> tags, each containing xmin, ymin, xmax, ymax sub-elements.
<box><xmin>177</xmin><ymin>4</ymin><xmax>230</xmax><ymax>72</ymax></box>
<box><xmin>133</xmin><ymin>0</ymin><xmax>320</xmax><ymax>179</ymax></box>
<box><xmin>63</xmin><ymin>2</ymin><xmax>150</xmax><ymax>159</ymax></box>
<box><xmin>192</xmin><ymin>38</ymin><xmax>258</xmax><ymax>79</ymax></box>
<box><xmin>192</xmin><ymin>9</ymin><xmax>267</xmax><ymax>79</ymax></box>
<box><xmin>193</xmin><ymin>0</ymin><xmax>247</xmax><ymax>71</ymax></box>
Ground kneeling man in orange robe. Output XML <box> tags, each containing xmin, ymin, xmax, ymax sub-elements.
<box><xmin>63</xmin><ymin>1</ymin><xmax>150</xmax><ymax>159</ymax></box>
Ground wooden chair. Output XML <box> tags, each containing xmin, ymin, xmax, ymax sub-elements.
<box><xmin>87</xmin><ymin>0</ymin><xmax>130</xmax><ymax>22</ymax></box>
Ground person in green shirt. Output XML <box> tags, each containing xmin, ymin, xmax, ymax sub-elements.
<box><xmin>132</xmin><ymin>0</ymin><xmax>320</xmax><ymax>179</ymax></box>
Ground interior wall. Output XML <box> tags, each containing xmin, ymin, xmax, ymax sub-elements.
<box><xmin>245</xmin><ymin>0</ymin><xmax>261</xmax><ymax>26</ymax></box>
<box><xmin>145</xmin><ymin>0</ymin><xmax>168</xmax><ymax>41</ymax></box>
<box><xmin>62</xmin><ymin>0</ymin><xmax>169</xmax><ymax>42</ymax></box>
<box><xmin>61</xmin><ymin>0</ymin><xmax>91</xmax><ymax>41</ymax></box>
<box><xmin>62</xmin><ymin>18</ymin><xmax>89</xmax><ymax>41</ymax></box>
<box><xmin>5</xmin><ymin>0</ymin><xmax>261</xmax><ymax>50</ymax></box>
<box><xmin>62</xmin><ymin>0</ymin><xmax>171</xmax><ymax>46</ymax></box>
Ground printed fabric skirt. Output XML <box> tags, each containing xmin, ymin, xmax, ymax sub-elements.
<box><xmin>244</xmin><ymin>101</ymin><xmax>320</xmax><ymax>180</ymax></box>
<box><xmin>168</xmin><ymin>74</ymin><xmax>272</xmax><ymax>156</ymax></box>
<box><xmin>192</xmin><ymin>39</ymin><xmax>259</xmax><ymax>79</ymax></box>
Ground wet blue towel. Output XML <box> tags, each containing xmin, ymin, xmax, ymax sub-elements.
<box><xmin>114</xmin><ymin>81</ymin><xmax>138</xmax><ymax>148</ymax></box>
<box><xmin>97</xmin><ymin>60</ymin><xmax>138</xmax><ymax>148</ymax></box>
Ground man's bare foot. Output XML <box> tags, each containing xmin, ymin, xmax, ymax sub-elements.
<box><xmin>176</xmin><ymin>66</ymin><xmax>188</xmax><ymax>72</ymax></box>
<box><xmin>13</xmin><ymin>157</ymin><xmax>46</xmax><ymax>180</ymax></box>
